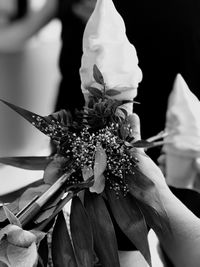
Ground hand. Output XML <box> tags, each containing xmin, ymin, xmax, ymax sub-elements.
<box><xmin>128</xmin><ymin>113</ymin><xmax>168</xmax><ymax>192</ymax></box>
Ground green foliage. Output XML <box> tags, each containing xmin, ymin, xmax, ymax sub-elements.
<box><xmin>106</xmin><ymin>189</ymin><xmax>151</xmax><ymax>265</ymax></box>
<box><xmin>51</xmin><ymin>212</ymin><xmax>77</xmax><ymax>267</ymax></box>
<box><xmin>84</xmin><ymin>191</ymin><xmax>120</xmax><ymax>267</ymax></box>
<box><xmin>70</xmin><ymin>197</ymin><xmax>94</xmax><ymax>267</ymax></box>
<box><xmin>93</xmin><ymin>65</ymin><xmax>105</xmax><ymax>85</ymax></box>
<box><xmin>0</xmin><ymin>64</ymin><xmax>170</xmax><ymax>267</ymax></box>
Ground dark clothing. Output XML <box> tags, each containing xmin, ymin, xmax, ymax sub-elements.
<box><xmin>56</xmin><ymin>0</ymin><xmax>85</xmax><ymax>114</ymax></box>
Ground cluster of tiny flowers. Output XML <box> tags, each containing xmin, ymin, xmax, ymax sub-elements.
<box><xmin>97</xmin><ymin>125</ymin><xmax>136</xmax><ymax>195</ymax></box>
<box><xmin>31</xmin><ymin>115</ymin><xmax>67</xmax><ymax>141</ymax></box>
<box><xmin>70</xmin><ymin>127</ymin><xmax>96</xmax><ymax>170</ymax></box>
<box><xmin>61</xmin><ymin>124</ymin><xmax>137</xmax><ymax>194</ymax></box>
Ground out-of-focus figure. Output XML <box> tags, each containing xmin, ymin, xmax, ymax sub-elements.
<box><xmin>0</xmin><ymin>0</ymin><xmax>60</xmax><ymax>157</ymax></box>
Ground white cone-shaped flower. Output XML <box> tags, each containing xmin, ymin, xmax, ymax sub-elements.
<box><xmin>164</xmin><ymin>74</ymin><xmax>200</xmax><ymax>156</ymax></box>
<box><xmin>80</xmin><ymin>0</ymin><xmax>142</xmax><ymax>114</ymax></box>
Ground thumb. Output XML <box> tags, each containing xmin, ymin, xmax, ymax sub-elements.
<box><xmin>127</xmin><ymin>113</ymin><xmax>141</xmax><ymax>142</ymax></box>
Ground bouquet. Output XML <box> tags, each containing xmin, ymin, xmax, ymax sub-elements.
<box><xmin>0</xmin><ymin>0</ymin><xmax>169</xmax><ymax>266</ymax></box>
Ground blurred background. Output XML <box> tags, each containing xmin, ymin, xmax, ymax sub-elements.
<box><xmin>0</xmin><ymin>0</ymin><xmax>61</xmax><ymax>193</ymax></box>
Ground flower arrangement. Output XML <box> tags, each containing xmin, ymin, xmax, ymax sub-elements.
<box><xmin>0</xmin><ymin>0</ymin><xmax>169</xmax><ymax>266</ymax></box>
<box><xmin>0</xmin><ymin>66</ymin><xmax>169</xmax><ymax>267</ymax></box>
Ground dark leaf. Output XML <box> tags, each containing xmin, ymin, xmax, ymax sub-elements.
<box><xmin>70</xmin><ymin>196</ymin><xmax>94</xmax><ymax>267</ymax></box>
<box><xmin>84</xmin><ymin>190</ymin><xmax>120</xmax><ymax>267</ymax></box>
<box><xmin>118</xmin><ymin>108</ymin><xmax>128</xmax><ymax>118</ymax></box>
<box><xmin>43</xmin><ymin>156</ymin><xmax>69</xmax><ymax>185</ymax></box>
<box><xmin>133</xmin><ymin>140</ymin><xmax>154</xmax><ymax>148</ymax></box>
<box><xmin>106</xmin><ymin>189</ymin><xmax>151</xmax><ymax>266</ymax></box>
<box><xmin>52</xmin><ymin>211</ymin><xmax>77</xmax><ymax>267</ymax></box>
<box><xmin>0</xmin><ymin>201</ymin><xmax>19</xmax><ymax>222</ymax></box>
<box><xmin>0</xmin><ymin>99</ymin><xmax>49</xmax><ymax>133</ymax></box>
<box><xmin>105</xmin><ymin>89</ymin><xmax>121</xmax><ymax>96</ymax></box>
<box><xmin>93</xmin><ymin>65</ymin><xmax>104</xmax><ymax>85</ymax></box>
<box><xmin>37</xmin><ymin>235</ymin><xmax>49</xmax><ymax>267</ymax></box>
<box><xmin>3</xmin><ymin>206</ymin><xmax>21</xmax><ymax>227</ymax></box>
<box><xmin>45</xmin><ymin>109</ymin><xmax>71</xmax><ymax>126</ymax></box>
<box><xmin>87</xmin><ymin>87</ymin><xmax>103</xmax><ymax>99</ymax></box>
<box><xmin>0</xmin><ymin>156</ymin><xmax>51</xmax><ymax>170</ymax></box>
<box><xmin>121</xmin><ymin>100</ymin><xmax>133</xmax><ymax>105</ymax></box>
<box><xmin>110</xmin><ymin>100</ymin><xmax>132</xmax><ymax>114</ymax></box>
<box><xmin>0</xmin><ymin>99</ymin><xmax>66</xmax><ymax>140</ymax></box>
<box><xmin>126</xmin><ymin>168</ymin><xmax>171</xmax><ymax>234</ymax></box>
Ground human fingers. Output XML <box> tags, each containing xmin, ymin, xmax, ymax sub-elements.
<box><xmin>128</xmin><ymin>114</ymin><xmax>166</xmax><ymax>187</ymax></box>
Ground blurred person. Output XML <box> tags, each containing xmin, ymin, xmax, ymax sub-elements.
<box><xmin>0</xmin><ymin>0</ymin><xmax>59</xmax><ymax>156</ymax></box>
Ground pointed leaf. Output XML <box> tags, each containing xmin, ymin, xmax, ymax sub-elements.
<box><xmin>87</xmin><ymin>87</ymin><xmax>103</xmax><ymax>98</ymax></box>
<box><xmin>37</xmin><ymin>235</ymin><xmax>49</xmax><ymax>267</ymax></box>
<box><xmin>0</xmin><ymin>202</ymin><xmax>19</xmax><ymax>222</ymax></box>
<box><xmin>106</xmin><ymin>189</ymin><xmax>151</xmax><ymax>266</ymax></box>
<box><xmin>93</xmin><ymin>65</ymin><xmax>104</xmax><ymax>85</ymax></box>
<box><xmin>46</xmin><ymin>109</ymin><xmax>71</xmax><ymax>126</ymax></box>
<box><xmin>133</xmin><ymin>140</ymin><xmax>154</xmax><ymax>148</ymax></box>
<box><xmin>3</xmin><ymin>206</ymin><xmax>21</xmax><ymax>227</ymax></box>
<box><xmin>0</xmin><ymin>156</ymin><xmax>51</xmax><ymax>170</ymax></box>
<box><xmin>84</xmin><ymin>191</ymin><xmax>120</xmax><ymax>267</ymax></box>
<box><xmin>0</xmin><ymin>99</ymin><xmax>66</xmax><ymax>140</ymax></box>
<box><xmin>52</xmin><ymin>211</ymin><xmax>77</xmax><ymax>267</ymax></box>
<box><xmin>0</xmin><ymin>99</ymin><xmax>49</xmax><ymax>133</ymax></box>
<box><xmin>126</xmin><ymin>168</ymin><xmax>170</xmax><ymax>234</ymax></box>
<box><xmin>70</xmin><ymin>196</ymin><xmax>94</xmax><ymax>267</ymax></box>
<box><xmin>105</xmin><ymin>89</ymin><xmax>121</xmax><ymax>97</ymax></box>
<box><xmin>43</xmin><ymin>156</ymin><xmax>69</xmax><ymax>185</ymax></box>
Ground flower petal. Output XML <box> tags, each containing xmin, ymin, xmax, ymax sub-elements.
<box><xmin>90</xmin><ymin>174</ymin><xmax>105</xmax><ymax>194</ymax></box>
<box><xmin>90</xmin><ymin>144</ymin><xmax>106</xmax><ymax>193</ymax></box>
<box><xmin>82</xmin><ymin>167</ymin><xmax>93</xmax><ymax>182</ymax></box>
<box><xmin>7</xmin><ymin>242</ymin><xmax>38</xmax><ymax>267</ymax></box>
